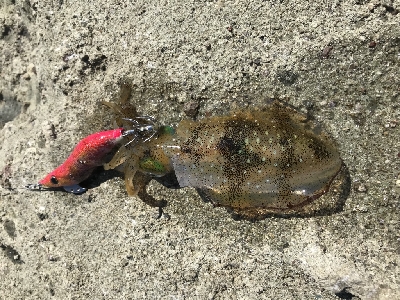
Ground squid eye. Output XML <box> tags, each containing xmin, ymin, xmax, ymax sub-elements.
<box><xmin>50</xmin><ymin>176</ymin><xmax>59</xmax><ymax>184</ymax></box>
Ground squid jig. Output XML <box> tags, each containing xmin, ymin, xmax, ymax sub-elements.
<box><xmin>26</xmin><ymin>117</ymin><xmax>156</xmax><ymax>194</ymax></box>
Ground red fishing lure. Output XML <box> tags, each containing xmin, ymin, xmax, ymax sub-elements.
<box><xmin>27</xmin><ymin>128</ymin><xmax>127</xmax><ymax>193</ymax></box>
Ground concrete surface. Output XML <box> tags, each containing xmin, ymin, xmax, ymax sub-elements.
<box><xmin>1</xmin><ymin>0</ymin><xmax>399</xmax><ymax>299</ymax></box>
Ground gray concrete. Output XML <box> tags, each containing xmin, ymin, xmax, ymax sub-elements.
<box><xmin>1</xmin><ymin>0</ymin><xmax>399</xmax><ymax>299</ymax></box>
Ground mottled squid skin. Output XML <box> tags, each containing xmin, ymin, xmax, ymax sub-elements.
<box><xmin>37</xmin><ymin>128</ymin><xmax>125</xmax><ymax>193</ymax></box>
<box><xmin>107</xmin><ymin>102</ymin><xmax>343</xmax><ymax>217</ymax></box>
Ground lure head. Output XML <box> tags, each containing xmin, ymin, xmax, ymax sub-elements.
<box><xmin>38</xmin><ymin>171</ymin><xmax>71</xmax><ymax>188</ymax></box>
<box><xmin>26</xmin><ymin>165</ymin><xmax>87</xmax><ymax>194</ymax></box>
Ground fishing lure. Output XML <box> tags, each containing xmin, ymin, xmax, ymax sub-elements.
<box><xmin>26</xmin><ymin>128</ymin><xmax>126</xmax><ymax>193</ymax></box>
<box><xmin>26</xmin><ymin>126</ymin><xmax>152</xmax><ymax>194</ymax></box>
<box><xmin>104</xmin><ymin>95</ymin><xmax>345</xmax><ymax>219</ymax></box>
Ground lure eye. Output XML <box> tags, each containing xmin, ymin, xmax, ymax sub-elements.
<box><xmin>50</xmin><ymin>176</ymin><xmax>59</xmax><ymax>185</ymax></box>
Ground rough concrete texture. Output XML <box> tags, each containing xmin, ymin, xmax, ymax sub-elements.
<box><xmin>1</xmin><ymin>0</ymin><xmax>399</xmax><ymax>299</ymax></box>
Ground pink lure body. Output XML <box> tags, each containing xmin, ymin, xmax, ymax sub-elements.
<box><xmin>38</xmin><ymin>128</ymin><xmax>125</xmax><ymax>193</ymax></box>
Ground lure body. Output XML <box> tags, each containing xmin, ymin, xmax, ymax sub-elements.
<box><xmin>35</xmin><ymin>128</ymin><xmax>126</xmax><ymax>193</ymax></box>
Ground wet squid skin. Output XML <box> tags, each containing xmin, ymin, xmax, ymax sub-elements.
<box><xmin>107</xmin><ymin>101</ymin><xmax>343</xmax><ymax>218</ymax></box>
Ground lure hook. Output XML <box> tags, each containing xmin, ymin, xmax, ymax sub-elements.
<box><xmin>121</xmin><ymin>116</ymin><xmax>158</xmax><ymax>147</ymax></box>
